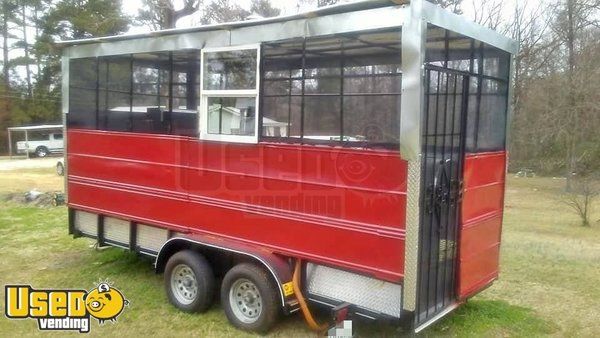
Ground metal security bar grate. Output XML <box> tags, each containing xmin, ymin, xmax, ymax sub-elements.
<box><xmin>416</xmin><ymin>67</ymin><xmax>469</xmax><ymax>325</ymax></box>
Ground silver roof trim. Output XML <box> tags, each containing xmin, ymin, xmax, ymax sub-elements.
<box><xmin>421</xmin><ymin>1</ymin><xmax>518</xmax><ymax>54</ymax></box>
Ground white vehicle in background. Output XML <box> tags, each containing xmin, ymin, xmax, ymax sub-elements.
<box><xmin>16</xmin><ymin>132</ymin><xmax>64</xmax><ymax>157</ymax></box>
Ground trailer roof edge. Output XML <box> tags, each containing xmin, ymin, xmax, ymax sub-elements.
<box><xmin>421</xmin><ymin>1</ymin><xmax>518</xmax><ymax>54</ymax></box>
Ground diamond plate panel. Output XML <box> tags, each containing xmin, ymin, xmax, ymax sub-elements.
<box><xmin>403</xmin><ymin>157</ymin><xmax>422</xmax><ymax>312</ymax></box>
<box><xmin>306</xmin><ymin>263</ymin><xmax>402</xmax><ymax>318</ymax></box>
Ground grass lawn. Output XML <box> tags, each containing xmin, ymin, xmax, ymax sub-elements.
<box><xmin>0</xmin><ymin>168</ymin><xmax>598</xmax><ymax>337</ymax></box>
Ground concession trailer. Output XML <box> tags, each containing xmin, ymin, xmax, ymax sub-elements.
<box><xmin>59</xmin><ymin>0</ymin><xmax>516</xmax><ymax>333</ymax></box>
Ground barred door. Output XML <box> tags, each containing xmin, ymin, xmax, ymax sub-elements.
<box><xmin>416</xmin><ymin>67</ymin><xmax>469</xmax><ymax>326</ymax></box>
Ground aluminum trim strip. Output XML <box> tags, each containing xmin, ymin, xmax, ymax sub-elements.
<box><xmin>400</xmin><ymin>0</ymin><xmax>425</xmax><ymax>313</ymax></box>
<box><xmin>400</xmin><ymin>0</ymin><xmax>425</xmax><ymax>161</ymax></box>
<box><xmin>414</xmin><ymin>302</ymin><xmax>459</xmax><ymax>333</ymax></box>
<box><xmin>61</xmin><ymin>55</ymin><xmax>69</xmax><ymax>202</ymax></box>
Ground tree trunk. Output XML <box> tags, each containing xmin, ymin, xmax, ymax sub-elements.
<box><xmin>1</xmin><ymin>6</ymin><xmax>10</xmax><ymax>126</ymax></box>
<box><xmin>22</xmin><ymin>4</ymin><xmax>32</xmax><ymax>97</ymax></box>
<box><xmin>2</xmin><ymin>10</ymin><xmax>9</xmax><ymax>90</ymax></box>
<box><xmin>565</xmin><ymin>0</ymin><xmax>577</xmax><ymax>192</ymax></box>
<box><xmin>35</xmin><ymin>4</ymin><xmax>40</xmax><ymax>78</ymax></box>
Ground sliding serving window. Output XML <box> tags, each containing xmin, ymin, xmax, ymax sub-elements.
<box><xmin>200</xmin><ymin>45</ymin><xmax>260</xmax><ymax>143</ymax></box>
<box><xmin>260</xmin><ymin>29</ymin><xmax>402</xmax><ymax>149</ymax></box>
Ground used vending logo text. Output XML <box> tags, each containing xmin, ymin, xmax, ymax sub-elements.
<box><xmin>4</xmin><ymin>282</ymin><xmax>129</xmax><ymax>333</ymax></box>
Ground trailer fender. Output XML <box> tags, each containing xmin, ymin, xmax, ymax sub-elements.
<box><xmin>155</xmin><ymin>236</ymin><xmax>296</xmax><ymax>313</ymax></box>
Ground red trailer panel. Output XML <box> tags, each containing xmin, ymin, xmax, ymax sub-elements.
<box><xmin>458</xmin><ymin>151</ymin><xmax>506</xmax><ymax>298</ymax></box>
<box><xmin>67</xmin><ymin>129</ymin><xmax>408</xmax><ymax>282</ymax></box>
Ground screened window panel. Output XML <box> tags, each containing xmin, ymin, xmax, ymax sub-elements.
<box><xmin>304</xmin><ymin>78</ymin><xmax>340</xmax><ymax>94</ymax></box>
<box><xmin>465</xmin><ymin>76</ymin><xmax>479</xmax><ymax>152</ymax></box>
<box><xmin>482</xmin><ymin>45</ymin><xmax>510</xmax><ymax>79</ymax></box>
<box><xmin>476</xmin><ymin>79</ymin><xmax>508</xmax><ymax>151</ymax></box>
<box><xmin>68</xmin><ymin>58</ymin><xmax>98</xmax><ymax>129</ymax></box>
<box><xmin>70</xmin><ymin>51</ymin><xmax>200</xmax><ymax>136</ymax></box>
<box><xmin>172</xmin><ymin>50</ymin><xmax>200</xmax><ymax>136</ymax></box>
<box><xmin>68</xmin><ymin>87</ymin><xmax>97</xmax><ymax>129</ymax></box>
<box><xmin>447</xmin><ymin>32</ymin><xmax>473</xmax><ymax>72</ymax></box>
<box><xmin>343</xmin><ymin>95</ymin><xmax>400</xmax><ymax>144</ymax></box>
<box><xmin>303</xmin><ymin>96</ymin><xmax>341</xmax><ymax>140</ymax></box>
<box><xmin>99</xmin><ymin>91</ymin><xmax>131</xmax><ymax>132</ymax></box>
<box><xmin>130</xmin><ymin>53</ymin><xmax>170</xmax><ymax>134</ymax></box>
<box><xmin>426</xmin><ymin>25</ymin><xmax>510</xmax><ymax>153</ymax></box>
<box><xmin>99</xmin><ymin>56</ymin><xmax>131</xmax><ymax>92</ymax></box>
<box><xmin>263</xmin><ymin>80</ymin><xmax>290</xmax><ymax>96</ymax></box>
<box><xmin>261</xmin><ymin>96</ymin><xmax>301</xmax><ymax>138</ymax></box>
<box><xmin>343</xmin><ymin>74</ymin><xmax>401</xmax><ymax>94</ymax></box>
<box><xmin>69</xmin><ymin>58</ymin><xmax>97</xmax><ymax>89</ymax></box>
<box><xmin>260</xmin><ymin>29</ymin><xmax>402</xmax><ymax>148</ymax></box>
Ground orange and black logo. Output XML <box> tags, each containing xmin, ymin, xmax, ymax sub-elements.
<box><xmin>5</xmin><ymin>282</ymin><xmax>129</xmax><ymax>333</ymax></box>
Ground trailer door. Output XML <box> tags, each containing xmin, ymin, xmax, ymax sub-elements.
<box><xmin>415</xmin><ymin>67</ymin><xmax>468</xmax><ymax>326</ymax></box>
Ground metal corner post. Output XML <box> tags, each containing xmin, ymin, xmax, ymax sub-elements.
<box><xmin>505</xmin><ymin>49</ymin><xmax>518</xmax><ymax>157</ymax></box>
<box><xmin>400</xmin><ymin>0</ymin><xmax>426</xmax><ymax>315</ymax></box>
<box><xmin>61</xmin><ymin>52</ymin><xmax>69</xmax><ymax>202</ymax></box>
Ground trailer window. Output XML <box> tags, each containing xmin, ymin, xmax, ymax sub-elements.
<box><xmin>260</xmin><ymin>29</ymin><xmax>402</xmax><ymax>149</ymax></box>
<box><xmin>68</xmin><ymin>51</ymin><xmax>200</xmax><ymax>136</ymax></box>
<box><xmin>200</xmin><ymin>46</ymin><xmax>259</xmax><ymax>143</ymax></box>
<box><xmin>426</xmin><ymin>25</ymin><xmax>511</xmax><ymax>152</ymax></box>
<box><xmin>68</xmin><ymin>57</ymin><xmax>98</xmax><ymax>129</ymax></box>
<box><xmin>98</xmin><ymin>55</ymin><xmax>132</xmax><ymax>132</ymax></box>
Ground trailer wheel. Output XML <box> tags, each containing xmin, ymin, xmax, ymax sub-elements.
<box><xmin>164</xmin><ymin>250</ymin><xmax>215</xmax><ymax>313</ymax></box>
<box><xmin>221</xmin><ymin>263</ymin><xmax>279</xmax><ymax>333</ymax></box>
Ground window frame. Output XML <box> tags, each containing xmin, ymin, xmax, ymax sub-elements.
<box><xmin>199</xmin><ymin>44</ymin><xmax>261</xmax><ymax>144</ymax></box>
<box><xmin>258</xmin><ymin>31</ymin><xmax>403</xmax><ymax>150</ymax></box>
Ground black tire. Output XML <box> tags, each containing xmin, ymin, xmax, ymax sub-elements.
<box><xmin>56</xmin><ymin>162</ymin><xmax>64</xmax><ymax>176</ymax></box>
<box><xmin>35</xmin><ymin>146</ymin><xmax>49</xmax><ymax>158</ymax></box>
<box><xmin>164</xmin><ymin>250</ymin><xmax>215</xmax><ymax>313</ymax></box>
<box><xmin>221</xmin><ymin>263</ymin><xmax>280</xmax><ymax>333</ymax></box>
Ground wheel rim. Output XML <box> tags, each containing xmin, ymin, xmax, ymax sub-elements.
<box><xmin>170</xmin><ymin>264</ymin><xmax>198</xmax><ymax>305</ymax></box>
<box><xmin>229</xmin><ymin>278</ymin><xmax>262</xmax><ymax>323</ymax></box>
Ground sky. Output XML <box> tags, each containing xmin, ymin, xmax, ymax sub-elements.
<box><xmin>120</xmin><ymin>0</ymin><xmax>531</xmax><ymax>34</ymax></box>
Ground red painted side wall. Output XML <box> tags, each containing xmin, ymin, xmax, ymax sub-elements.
<box><xmin>458</xmin><ymin>151</ymin><xmax>506</xmax><ymax>298</ymax></box>
<box><xmin>67</xmin><ymin>129</ymin><xmax>408</xmax><ymax>282</ymax></box>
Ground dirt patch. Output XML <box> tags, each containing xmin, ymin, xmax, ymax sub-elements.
<box><xmin>3</xmin><ymin>191</ymin><xmax>64</xmax><ymax>208</ymax></box>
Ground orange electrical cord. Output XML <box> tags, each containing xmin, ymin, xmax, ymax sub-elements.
<box><xmin>293</xmin><ymin>259</ymin><xmax>329</xmax><ymax>332</ymax></box>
